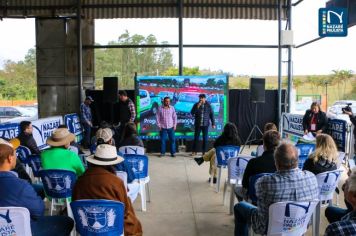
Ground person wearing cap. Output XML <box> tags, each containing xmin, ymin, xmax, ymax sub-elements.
<box><xmin>80</xmin><ymin>96</ymin><xmax>94</xmax><ymax>149</ymax></box>
<box><xmin>191</xmin><ymin>93</ymin><xmax>216</xmax><ymax>156</ymax></box>
<box><xmin>72</xmin><ymin>144</ymin><xmax>143</xmax><ymax>236</ymax></box>
<box><xmin>0</xmin><ymin>140</ymin><xmax>74</xmax><ymax>236</ymax></box>
<box><xmin>17</xmin><ymin>120</ymin><xmax>41</xmax><ymax>155</ymax></box>
<box><xmin>41</xmin><ymin>128</ymin><xmax>85</xmax><ymax>176</ymax></box>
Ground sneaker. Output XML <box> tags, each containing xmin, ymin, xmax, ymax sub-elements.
<box><xmin>194</xmin><ymin>157</ymin><xmax>204</xmax><ymax>166</ymax></box>
<box><xmin>171</xmin><ymin>154</ymin><xmax>176</xmax><ymax>158</ymax></box>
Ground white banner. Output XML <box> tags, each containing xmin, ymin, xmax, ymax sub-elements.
<box><xmin>32</xmin><ymin>116</ymin><xmax>63</xmax><ymax>150</ymax></box>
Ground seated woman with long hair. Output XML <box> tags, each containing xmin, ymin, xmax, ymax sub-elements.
<box><xmin>194</xmin><ymin>122</ymin><xmax>241</xmax><ymax>183</ymax></box>
<box><xmin>302</xmin><ymin>133</ymin><xmax>338</xmax><ymax>175</ymax></box>
<box><xmin>118</xmin><ymin>122</ymin><xmax>144</xmax><ymax>148</ymax></box>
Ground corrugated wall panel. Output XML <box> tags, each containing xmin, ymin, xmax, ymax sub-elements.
<box><xmin>0</xmin><ymin>0</ymin><xmax>287</xmax><ymax>20</ymax></box>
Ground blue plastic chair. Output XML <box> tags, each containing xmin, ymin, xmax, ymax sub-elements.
<box><xmin>71</xmin><ymin>200</ymin><xmax>125</xmax><ymax>236</ymax></box>
<box><xmin>28</xmin><ymin>154</ymin><xmax>42</xmax><ymax>180</ymax></box>
<box><xmin>295</xmin><ymin>143</ymin><xmax>315</xmax><ymax>169</ymax></box>
<box><xmin>123</xmin><ymin>154</ymin><xmax>150</xmax><ymax>211</ymax></box>
<box><xmin>248</xmin><ymin>173</ymin><xmax>272</xmax><ymax>205</ymax></box>
<box><xmin>39</xmin><ymin>169</ymin><xmax>76</xmax><ymax>216</ymax></box>
<box><xmin>214</xmin><ymin>145</ymin><xmax>240</xmax><ymax>192</ymax></box>
<box><xmin>16</xmin><ymin>146</ymin><xmax>32</xmax><ymax>176</ymax></box>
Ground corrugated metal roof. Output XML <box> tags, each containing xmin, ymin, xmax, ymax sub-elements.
<box><xmin>0</xmin><ymin>0</ymin><xmax>287</xmax><ymax>20</ymax></box>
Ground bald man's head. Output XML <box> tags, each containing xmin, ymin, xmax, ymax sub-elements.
<box><xmin>274</xmin><ymin>143</ymin><xmax>299</xmax><ymax>171</ymax></box>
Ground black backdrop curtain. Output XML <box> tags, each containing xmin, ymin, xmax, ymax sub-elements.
<box><xmin>228</xmin><ymin>89</ymin><xmax>286</xmax><ymax>143</ymax></box>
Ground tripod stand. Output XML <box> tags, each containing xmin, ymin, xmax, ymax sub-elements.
<box><xmin>240</xmin><ymin>102</ymin><xmax>263</xmax><ymax>153</ymax></box>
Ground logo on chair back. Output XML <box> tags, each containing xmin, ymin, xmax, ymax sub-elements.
<box><xmin>45</xmin><ymin>174</ymin><xmax>72</xmax><ymax>192</ymax></box>
<box><xmin>319</xmin><ymin>8</ymin><xmax>348</xmax><ymax>37</ymax></box>
<box><xmin>321</xmin><ymin>172</ymin><xmax>340</xmax><ymax>195</ymax></box>
<box><xmin>78</xmin><ymin>207</ymin><xmax>116</xmax><ymax>233</ymax></box>
<box><xmin>0</xmin><ymin>210</ymin><xmax>16</xmax><ymax>235</ymax></box>
<box><xmin>282</xmin><ymin>202</ymin><xmax>311</xmax><ymax>232</ymax></box>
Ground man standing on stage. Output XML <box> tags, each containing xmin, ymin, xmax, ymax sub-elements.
<box><xmin>117</xmin><ymin>90</ymin><xmax>136</xmax><ymax>143</ymax></box>
<box><xmin>157</xmin><ymin>97</ymin><xmax>177</xmax><ymax>158</ymax></box>
<box><xmin>191</xmin><ymin>94</ymin><xmax>215</xmax><ymax>156</ymax></box>
<box><xmin>80</xmin><ymin>96</ymin><xmax>94</xmax><ymax>149</ymax></box>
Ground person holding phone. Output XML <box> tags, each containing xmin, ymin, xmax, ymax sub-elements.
<box><xmin>191</xmin><ymin>94</ymin><xmax>215</xmax><ymax>156</ymax></box>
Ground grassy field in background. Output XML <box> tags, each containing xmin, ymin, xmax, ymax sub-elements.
<box><xmin>229</xmin><ymin>75</ymin><xmax>356</xmax><ymax>106</ymax></box>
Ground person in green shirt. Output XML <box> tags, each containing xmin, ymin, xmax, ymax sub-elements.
<box><xmin>41</xmin><ymin>128</ymin><xmax>85</xmax><ymax>176</ymax></box>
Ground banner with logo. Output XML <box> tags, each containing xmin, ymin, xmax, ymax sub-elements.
<box><xmin>282</xmin><ymin>113</ymin><xmax>304</xmax><ymax>144</ymax></box>
<box><xmin>319</xmin><ymin>7</ymin><xmax>348</xmax><ymax>37</ymax></box>
<box><xmin>0</xmin><ymin>123</ymin><xmax>20</xmax><ymax>140</ymax></box>
<box><xmin>64</xmin><ymin>113</ymin><xmax>83</xmax><ymax>143</ymax></box>
<box><xmin>327</xmin><ymin>119</ymin><xmax>348</xmax><ymax>152</ymax></box>
<box><xmin>32</xmin><ymin>116</ymin><xmax>63</xmax><ymax>150</ymax></box>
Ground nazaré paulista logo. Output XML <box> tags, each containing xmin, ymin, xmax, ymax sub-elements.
<box><xmin>319</xmin><ymin>8</ymin><xmax>348</xmax><ymax>37</ymax></box>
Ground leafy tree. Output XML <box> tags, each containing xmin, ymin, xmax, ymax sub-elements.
<box><xmin>162</xmin><ymin>66</ymin><xmax>201</xmax><ymax>76</ymax></box>
<box><xmin>95</xmin><ymin>31</ymin><xmax>174</xmax><ymax>89</ymax></box>
<box><xmin>331</xmin><ymin>69</ymin><xmax>353</xmax><ymax>99</ymax></box>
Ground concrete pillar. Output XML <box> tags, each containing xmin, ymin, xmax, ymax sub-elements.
<box><xmin>36</xmin><ymin>18</ymin><xmax>94</xmax><ymax>118</ymax></box>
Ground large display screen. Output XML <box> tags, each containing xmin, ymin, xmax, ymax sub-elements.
<box><xmin>136</xmin><ymin>75</ymin><xmax>228</xmax><ymax>139</ymax></box>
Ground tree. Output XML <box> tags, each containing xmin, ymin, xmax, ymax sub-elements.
<box><xmin>293</xmin><ymin>77</ymin><xmax>303</xmax><ymax>92</ymax></box>
<box><xmin>162</xmin><ymin>66</ymin><xmax>201</xmax><ymax>76</ymax></box>
<box><xmin>331</xmin><ymin>69</ymin><xmax>353</xmax><ymax>99</ymax></box>
<box><xmin>95</xmin><ymin>31</ymin><xmax>174</xmax><ymax>89</ymax></box>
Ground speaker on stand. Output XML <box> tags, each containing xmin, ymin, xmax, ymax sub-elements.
<box><xmin>240</xmin><ymin>78</ymin><xmax>265</xmax><ymax>153</ymax></box>
<box><xmin>103</xmin><ymin>77</ymin><xmax>119</xmax><ymax>124</ymax></box>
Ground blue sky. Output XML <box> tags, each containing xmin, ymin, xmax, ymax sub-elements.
<box><xmin>0</xmin><ymin>0</ymin><xmax>355</xmax><ymax>76</ymax></box>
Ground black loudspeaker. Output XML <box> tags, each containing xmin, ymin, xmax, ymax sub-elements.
<box><xmin>250</xmin><ymin>78</ymin><xmax>265</xmax><ymax>103</ymax></box>
<box><xmin>103</xmin><ymin>77</ymin><xmax>118</xmax><ymax>103</ymax></box>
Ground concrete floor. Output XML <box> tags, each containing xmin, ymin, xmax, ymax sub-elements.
<box><xmin>132</xmin><ymin>148</ymin><xmax>348</xmax><ymax>236</ymax></box>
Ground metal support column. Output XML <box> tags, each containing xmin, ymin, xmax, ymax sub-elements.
<box><xmin>77</xmin><ymin>0</ymin><xmax>83</xmax><ymax>105</ymax></box>
<box><xmin>277</xmin><ymin>0</ymin><xmax>282</xmax><ymax>123</ymax></box>
<box><xmin>178</xmin><ymin>0</ymin><xmax>183</xmax><ymax>76</ymax></box>
<box><xmin>287</xmin><ymin>0</ymin><xmax>293</xmax><ymax>113</ymax></box>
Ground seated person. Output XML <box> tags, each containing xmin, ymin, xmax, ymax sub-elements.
<box><xmin>41</xmin><ymin>128</ymin><xmax>85</xmax><ymax>176</ymax></box>
<box><xmin>325</xmin><ymin>169</ymin><xmax>356</xmax><ymax>235</ymax></box>
<box><xmin>57</xmin><ymin>124</ymin><xmax>82</xmax><ymax>155</ymax></box>
<box><xmin>194</xmin><ymin>122</ymin><xmax>242</xmax><ymax>183</ymax></box>
<box><xmin>72</xmin><ymin>144</ymin><xmax>143</xmax><ymax>236</ymax></box>
<box><xmin>236</xmin><ymin>130</ymin><xmax>280</xmax><ymax>200</ymax></box>
<box><xmin>255</xmin><ymin>122</ymin><xmax>278</xmax><ymax>157</ymax></box>
<box><xmin>302</xmin><ymin>102</ymin><xmax>328</xmax><ymax>136</ymax></box>
<box><xmin>234</xmin><ymin>143</ymin><xmax>319</xmax><ymax>236</ymax></box>
<box><xmin>0</xmin><ymin>141</ymin><xmax>73</xmax><ymax>236</ymax></box>
<box><xmin>302</xmin><ymin>133</ymin><xmax>338</xmax><ymax>175</ymax></box>
<box><xmin>17</xmin><ymin>120</ymin><xmax>41</xmax><ymax>154</ymax></box>
<box><xmin>118</xmin><ymin>122</ymin><xmax>144</xmax><ymax>148</ymax></box>
<box><xmin>96</xmin><ymin>128</ymin><xmax>140</xmax><ymax>202</ymax></box>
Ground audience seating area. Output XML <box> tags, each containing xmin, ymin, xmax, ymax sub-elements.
<box><xmin>6</xmin><ymin>142</ymin><xmax>349</xmax><ymax>236</ymax></box>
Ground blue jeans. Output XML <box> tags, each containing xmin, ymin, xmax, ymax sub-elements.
<box><xmin>193</xmin><ymin>126</ymin><xmax>209</xmax><ymax>154</ymax></box>
<box><xmin>82</xmin><ymin>122</ymin><xmax>91</xmax><ymax>147</ymax></box>
<box><xmin>31</xmin><ymin>216</ymin><xmax>74</xmax><ymax>236</ymax></box>
<box><xmin>234</xmin><ymin>201</ymin><xmax>257</xmax><ymax>236</ymax></box>
<box><xmin>160</xmin><ymin>128</ymin><xmax>176</xmax><ymax>155</ymax></box>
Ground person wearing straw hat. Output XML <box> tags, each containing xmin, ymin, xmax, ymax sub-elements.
<box><xmin>41</xmin><ymin>128</ymin><xmax>85</xmax><ymax>176</ymax></box>
<box><xmin>0</xmin><ymin>139</ymin><xmax>74</xmax><ymax>236</ymax></box>
<box><xmin>73</xmin><ymin>144</ymin><xmax>143</xmax><ymax>236</ymax></box>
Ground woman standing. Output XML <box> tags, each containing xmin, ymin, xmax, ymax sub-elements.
<box><xmin>302</xmin><ymin>102</ymin><xmax>328</xmax><ymax>135</ymax></box>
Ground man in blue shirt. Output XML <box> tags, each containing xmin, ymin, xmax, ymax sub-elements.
<box><xmin>80</xmin><ymin>96</ymin><xmax>94</xmax><ymax>149</ymax></box>
<box><xmin>234</xmin><ymin>143</ymin><xmax>319</xmax><ymax>236</ymax></box>
<box><xmin>0</xmin><ymin>139</ymin><xmax>74</xmax><ymax>236</ymax></box>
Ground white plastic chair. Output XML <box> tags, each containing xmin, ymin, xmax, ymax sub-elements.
<box><xmin>312</xmin><ymin>169</ymin><xmax>343</xmax><ymax>236</ymax></box>
<box><xmin>214</xmin><ymin>145</ymin><xmax>240</xmax><ymax>193</ymax></box>
<box><xmin>256</xmin><ymin>145</ymin><xmax>264</xmax><ymax>157</ymax></box>
<box><xmin>266</xmin><ymin>201</ymin><xmax>318</xmax><ymax>236</ymax></box>
<box><xmin>223</xmin><ymin>155</ymin><xmax>253</xmax><ymax>214</ymax></box>
<box><xmin>119</xmin><ymin>145</ymin><xmax>145</xmax><ymax>155</ymax></box>
<box><xmin>337</xmin><ymin>151</ymin><xmax>345</xmax><ymax>167</ymax></box>
<box><xmin>116</xmin><ymin>171</ymin><xmax>128</xmax><ymax>190</ymax></box>
<box><xmin>0</xmin><ymin>207</ymin><xmax>32</xmax><ymax>236</ymax></box>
